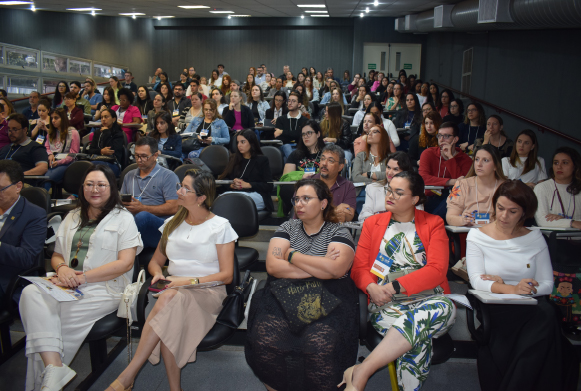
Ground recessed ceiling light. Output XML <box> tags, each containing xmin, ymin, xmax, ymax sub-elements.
<box><xmin>360</xmin><ymin>12</ymin><xmax>364</xmax><ymax>17</ymax></box>
<box><xmin>366</xmin><ymin>7</ymin><xmax>369</xmax><ymax>13</ymax></box>
<box><xmin>178</xmin><ymin>5</ymin><xmax>210</xmax><ymax>9</ymax></box>
<box><xmin>119</xmin><ymin>12</ymin><xmax>145</xmax><ymax>16</ymax></box>
<box><xmin>374</xmin><ymin>0</ymin><xmax>379</xmax><ymax>5</ymax></box>
<box><xmin>91</xmin><ymin>10</ymin><xmax>95</xmax><ymax>15</ymax></box>
<box><xmin>209</xmin><ymin>10</ymin><xmax>234</xmax><ymax>13</ymax></box>
<box><xmin>301</xmin><ymin>15</ymin><xmax>304</xmax><ymax>19</ymax></box>
<box><xmin>67</xmin><ymin>7</ymin><xmax>101</xmax><ymax>11</ymax></box>
<box><xmin>155</xmin><ymin>16</ymin><xmax>174</xmax><ymax>19</ymax></box>
<box><xmin>311</xmin><ymin>15</ymin><xmax>329</xmax><ymax>17</ymax></box>
<box><xmin>305</xmin><ymin>10</ymin><xmax>327</xmax><ymax>13</ymax></box>
<box><xmin>297</xmin><ymin>4</ymin><xmax>326</xmax><ymax>8</ymax></box>
<box><xmin>0</xmin><ymin>1</ymin><xmax>33</xmax><ymax>4</ymax></box>
<box><xmin>227</xmin><ymin>15</ymin><xmax>231</xmax><ymax>19</ymax></box>
<box><xmin>30</xmin><ymin>4</ymin><xmax>34</xmax><ymax>11</ymax></box>
<box><xmin>230</xmin><ymin>14</ymin><xmax>251</xmax><ymax>17</ymax></box>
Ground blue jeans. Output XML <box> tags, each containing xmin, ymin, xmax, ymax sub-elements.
<box><xmin>91</xmin><ymin>161</ymin><xmax>120</xmax><ymax>176</ymax></box>
<box><xmin>424</xmin><ymin>188</ymin><xmax>450</xmax><ymax>222</ymax></box>
<box><xmin>280</xmin><ymin>143</ymin><xmax>296</xmax><ymax>163</ymax></box>
<box><xmin>134</xmin><ymin>211</ymin><xmax>165</xmax><ymax>249</ymax></box>
<box><xmin>43</xmin><ymin>163</ymin><xmax>71</xmax><ymax>191</ymax></box>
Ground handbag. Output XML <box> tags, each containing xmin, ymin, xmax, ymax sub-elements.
<box><xmin>182</xmin><ymin>137</ymin><xmax>202</xmax><ymax>153</ymax></box>
<box><xmin>216</xmin><ymin>270</ymin><xmax>254</xmax><ymax>329</ymax></box>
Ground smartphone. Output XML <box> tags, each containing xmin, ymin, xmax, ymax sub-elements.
<box><xmin>121</xmin><ymin>194</ymin><xmax>132</xmax><ymax>202</ymax></box>
<box><xmin>200</xmin><ymin>132</ymin><xmax>208</xmax><ymax>140</ymax></box>
<box><xmin>148</xmin><ymin>279</ymin><xmax>172</xmax><ymax>293</ymax></box>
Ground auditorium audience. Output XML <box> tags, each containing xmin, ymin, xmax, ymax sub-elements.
<box><xmin>184</xmin><ymin>98</ymin><xmax>230</xmax><ymax>159</ymax></box>
<box><xmin>43</xmin><ymin>108</ymin><xmax>80</xmax><ymax>190</ymax></box>
<box><xmin>247</xmin><ymin>85</ymin><xmax>270</xmax><ymax>125</ymax></box>
<box><xmin>150</xmin><ymin>112</ymin><xmax>182</xmax><ymax>159</ymax></box>
<box><xmin>109</xmin><ymin>76</ymin><xmax>122</xmax><ymax>105</ymax></box>
<box><xmin>246</xmin><ymin>178</ymin><xmax>358</xmax><ymax>391</ymax></box>
<box><xmin>408</xmin><ymin>111</ymin><xmax>442</xmax><ymax>166</ymax></box>
<box><xmin>274</xmin><ymin>91</ymin><xmax>308</xmax><ymax>161</ymax></box>
<box><xmin>0</xmin><ymin>113</ymin><xmax>48</xmax><ymax>176</ymax></box>
<box><xmin>385</xmin><ymin>83</ymin><xmax>404</xmax><ymax>111</ymax></box>
<box><xmin>223</xmin><ymin>91</ymin><xmax>254</xmax><ymax>131</ymax></box>
<box><xmin>502</xmin><ymin>129</ymin><xmax>547</xmax><ymax>187</ymax></box>
<box><xmin>439</xmin><ymin>89</ymin><xmax>455</xmax><ymax>118</ymax></box>
<box><xmin>86</xmin><ymin>109</ymin><xmax>125</xmax><ymax>176</ymax></box>
<box><xmin>466</xmin><ymin>180</ymin><xmax>578</xmax><ymax>391</ymax></box>
<box><xmin>534</xmin><ymin>146</ymin><xmax>581</xmax><ymax>228</ymax></box>
<box><xmin>134</xmin><ymin>86</ymin><xmax>153</xmax><ymax>117</ymax></box>
<box><xmin>350</xmin><ymin>171</ymin><xmax>455</xmax><ymax>391</ymax></box>
<box><xmin>20</xmin><ymin>164</ymin><xmax>142</xmax><ymax>391</ymax></box>
<box><xmin>111</xmin><ymin>88</ymin><xmax>142</xmax><ymax>142</ymax></box>
<box><xmin>30</xmin><ymin>100</ymin><xmax>51</xmax><ymax>142</ymax></box>
<box><xmin>458</xmin><ymin>102</ymin><xmax>486</xmax><ymax>152</ymax></box>
<box><xmin>178</xmin><ymin>92</ymin><xmax>203</xmax><ymax>132</ymax></box>
<box><xmin>219</xmin><ymin>129</ymin><xmax>274</xmax><ymax>212</ymax></box>
<box><xmin>446</xmin><ymin>145</ymin><xmax>507</xmax><ymax>226</ymax></box>
<box><xmin>146</xmin><ymin>94</ymin><xmax>168</xmax><ymax>132</ymax></box>
<box><xmin>83</xmin><ymin>80</ymin><xmax>103</xmax><ymax>116</ymax></box>
<box><xmin>265</xmin><ymin>91</ymin><xmax>288</xmax><ymax>125</ymax></box>
<box><xmin>319</xmin><ymin>102</ymin><xmax>353</xmax><ymax>162</ymax></box>
<box><xmin>93</xmin><ymin>87</ymin><xmax>117</xmax><ymax>121</ymax></box>
<box><xmin>419</xmin><ymin>121</ymin><xmax>472</xmax><ymax>219</ymax></box>
<box><xmin>51</xmin><ymin>81</ymin><xmax>69</xmax><ymax>109</ymax></box>
<box><xmin>22</xmin><ymin>91</ymin><xmax>40</xmax><ymax>120</ymax></box>
<box><xmin>62</xmin><ymin>92</ymin><xmax>85</xmax><ymax>133</ymax></box>
<box><xmin>473</xmin><ymin>115</ymin><xmax>513</xmax><ymax>158</ymax></box>
<box><xmin>442</xmin><ymin>98</ymin><xmax>464</xmax><ymax>125</ymax></box>
<box><xmin>120</xmin><ymin>136</ymin><xmax>179</xmax><ymax>249</ymax></box>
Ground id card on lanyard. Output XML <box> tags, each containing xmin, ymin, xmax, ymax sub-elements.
<box><xmin>474</xmin><ymin>179</ymin><xmax>497</xmax><ymax>225</ymax></box>
<box><xmin>371</xmin><ymin>253</ymin><xmax>394</xmax><ymax>279</ymax></box>
<box><xmin>552</xmin><ymin>181</ymin><xmax>575</xmax><ymax>219</ymax></box>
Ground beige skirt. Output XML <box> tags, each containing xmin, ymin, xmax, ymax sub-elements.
<box><xmin>148</xmin><ymin>285</ymin><xmax>227</xmax><ymax>368</ymax></box>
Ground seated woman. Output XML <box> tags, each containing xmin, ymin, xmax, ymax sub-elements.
<box><xmin>502</xmin><ymin>129</ymin><xmax>547</xmax><ymax>188</ymax></box>
<box><xmin>153</xmin><ymin>72</ymin><xmax>171</xmax><ymax>93</ymax></box>
<box><xmin>439</xmin><ymin>89</ymin><xmax>455</xmax><ymax>118</ymax></box>
<box><xmin>416</xmin><ymin>82</ymin><xmax>429</xmax><ymax>107</ymax></box>
<box><xmin>319</xmin><ymin>102</ymin><xmax>353</xmax><ymax>162</ymax></box>
<box><xmin>94</xmin><ymin>87</ymin><xmax>117</xmax><ymax>121</ymax></box>
<box><xmin>458</xmin><ymin>102</ymin><xmax>486</xmax><ymax>153</ymax></box>
<box><xmin>247</xmin><ymin>85</ymin><xmax>270</xmax><ymax>126</ymax></box>
<box><xmin>108</xmin><ymin>169</ymin><xmax>237</xmax><ymax>391</ymax></box>
<box><xmin>20</xmin><ymin>165</ymin><xmax>142</xmax><ymax>391</ymax></box>
<box><xmin>146</xmin><ymin>94</ymin><xmax>169</xmax><ymax>132</ymax></box>
<box><xmin>293</xmin><ymin>84</ymin><xmax>312</xmax><ymax>119</ymax></box>
<box><xmin>359</xmin><ymin>151</ymin><xmax>412</xmax><ymax>221</ymax></box>
<box><xmin>393</xmin><ymin>93</ymin><xmax>422</xmax><ymax>140</ymax></box>
<box><xmin>534</xmin><ymin>146</ymin><xmax>581</xmax><ymax>228</ymax></box>
<box><xmin>86</xmin><ymin>109</ymin><xmax>126</xmax><ymax>176</ymax></box>
<box><xmin>447</xmin><ymin>144</ymin><xmax>507</xmax><ymax>227</ymax></box>
<box><xmin>283</xmin><ymin>120</ymin><xmax>325</xmax><ymax>178</ymax></box>
<box><xmin>210</xmin><ymin>88</ymin><xmax>228</xmax><ymax>116</ymax></box>
<box><xmin>177</xmin><ymin>92</ymin><xmax>203</xmax><ymax>131</ymax></box>
<box><xmin>159</xmin><ymin>82</ymin><xmax>173</xmax><ymax>103</ymax></box>
<box><xmin>353</xmin><ymin>111</ymin><xmax>396</xmax><ymax>158</ymax></box>
<box><xmin>408</xmin><ymin>111</ymin><xmax>442</xmax><ymax>167</ymax></box>
<box><xmin>350</xmin><ymin>85</ymin><xmax>369</xmax><ymax>110</ymax></box>
<box><xmin>348</xmin><ymin>171</ymin><xmax>455</xmax><ymax>391</ymax></box>
<box><xmin>328</xmin><ymin>86</ymin><xmax>346</xmax><ymax>115</ymax></box>
<box><xmin>354</xmin><ymin>102</ymin><xmax>399</xmax><ymax>151</ymax></box>
<box><xmin>112</xmin><ymin>88</ymin><xmax>142</xmax><ymax>142</ymax></box>
<box><xmin>466</xmin><ymin>180</ymin><xmax>578</xmax><ymax>391</ymax></box>
<box><xmin>30</xmin><ymin>100</ymin><xmax>51</xmax><ymax>142</ymax></box>
<box><xmin>265</xmin><ymin>91</ymin><xmax>288</xmax><ymax>125</ymax></box>
<box><xmin>43</xmin><ymin>108</ymin><xmax>81</xmax><ymax>190</ymax></box>
<box><xmin>242</xmin><ymin>74</ymin><xmax>255</xmax><ymax>97</ymax></box>
<box><xmin>198</xmin><ymin>76</ymin><xmax>210</xmax><ymax>96</ymax></box>
<box><xmin>260</xmin><ymin>73</ymin><xmax>272</xmax><ymax>92</ymax></box>
<box><xmin>442</xmin><ymin>98</ymin><xmax>464</xmax><ymax>125</ymax></box>
<box><xmin>473</xmin><ymin>115</ymin><xmax>513</xmax><ymax>159</ymax></box>
<box><xmin>351</xmin><ymin>91</ymin><xmax>374</xmax><ymax>124</ymax></box>
<box><xmin>184</xmin><ymin>98</ymin><xmax>230</xmax><ymax>159</ymax></box>
<box><xmin>223</xmin><ymin>91</ymin><xmax>254</xmax><ymax>132</ymax></box>
<box><xmin>284</xmin><ymin>71</ymin><xmax>295</xmax><ymax>88</ymax></box>
<box><xmin>51</xmin><ymin>81</ymin><xmax>69</xmax><ymax>109</ymax></box>
<box><xmin>218</xmin><ymin>129</ymin><xmax>273</xmax><ymax>212</ymax></box>
<box><xmin>134</xmin><ymin>86</ymin><xmax>154</xmax><ymax>117</ymax></box>
<box><xmin>245</xmin><ymin>178</ymin><xmax>358</xmax><ymax>391</ymax></box>
<box><xmin>209</xmin><ymin>69</ymin><xmax>220</xmax><ymax>88</ymax></box>
<box><xmin>109</xmin><ymin>76</ymin><xmax>122</xmax><ymax>105</ymax></box>
<box><xmin>221</xmin><ymin>75</ymin><xmax>232</xmax><ymax>96</ymax></box>
<box><xmin>62</xmin><ymin>92</ymin><xmax>84</xmax><ymax>133</ymax></box>
<box><xmin>304</xmin><ymin>76</ymin><xmax>319</xmax><ymax>102</ymax></box>
<box><xmin>380</xmin><ymin>81</ymin><xmax>394</xmax><ymax>105</ymax></box>
<box><xmin>150</xmin><ymin>111</ymin><xmax>182</xmax><ymax>160</ymax></box>
<box><xmin>320</xmin><ymin>81</ymin><xmax>348</xmax><ymax>106</ymax></box>
<box><xmin>313</xmin><ymin>71</ymin><xmax>324</xmax><ymax>90</ymax></box>
<box><xmin>385</xmin><ymin>83</ymin><xmax>404</xmax><ymax>111</ymax></box>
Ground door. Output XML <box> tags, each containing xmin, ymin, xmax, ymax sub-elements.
<box><xmin>362</xmin><ymin>43</ymin><xmax>422</xmax><ymax>79</ymax></box>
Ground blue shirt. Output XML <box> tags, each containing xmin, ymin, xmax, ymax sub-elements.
<box><xmin>22</xmin><ymin>107</ymin><xmax>40</xmax><ymax>120</ymax></box>
<box><xmin>120</xmin><ymin>163</ymin><xmax>178</xmax><ymax>213</ymax></box>
<box><xmin>84</xmin><ymin>93</ymin><xmax>103</xmax><ymax>116</ymax></box>
<box><xmin>319</xmin><ymin>91</ymin><xmax>348</xmax><ymax>105</ymax></box>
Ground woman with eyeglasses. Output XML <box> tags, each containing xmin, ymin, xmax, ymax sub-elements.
<box><xmin>86</xmin><ymin>108</ymin><xmax>126</xmax><ymax>176</ymax></box>
<box><xmin>533</xmin><ymin>147</ymin><xmax>581</xmax><ymax>228</ymax></box>
<box><xmin>184</xmin><ymin>98</ymin><xmax>230</xmax><ymax>159</ymax></box>
<box><xmin>458</xmin><ymin>102</ymin><xmax>486</xmax><ymax>153</ymax></box>
<box><xmin>245</xmin><ymin>178</ymin><xmax>358</xmax><ymax>391</ymax></box>
<box><xmin>442</xmin><ymin>98</ymin><xmax>464</xmax><ymax>125</ymax></box>
<box><xmin>20</xmin><ymin>165</ymin><xmax>142</xmax><ymax>391</ymax></box>
<box><xmin>348</xmin><ymin>171</ymin><xmax>455</xmax><ymax>391</ymax></box>
<box><xmin>439</xmin><ymin>89</ymin><xmax>455</xmax><ymax>119</ymax></box>
<box><xmin>283</xmin><ymin>120</ymin><xmax>325</xmax><ymax>177</ymax></box>
<box><xmin>52</xmin><ymin>81</ymin><xmax>70</xmax><ymax>109</ymax></box>
<box><xmin>109</xmin><ymin>169</ymin><xmax>237</xmax><ymax>391</ymax></box>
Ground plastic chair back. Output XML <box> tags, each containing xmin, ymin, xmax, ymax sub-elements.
<box><xmin>119</xmin><ymin>163</ymin><xmax>139</xmax><ymax>188</ymax></box>
<box><xmin>261</xmin><ymin>146</ymin><xmax>284</xmax><ymax>180</ymax></box>
<box><xmin>199</xmin><ymin>145</ymin><xmax>229</xmax><ymax>177</ymax></box>
<box><xmin>174</xmin><ymin>164</ymin><xmax>198</xmax><ymax>183</ymax></box>
<box><xmin>21</xmin><ymin>187</ymin><xmax>51</xmax><ymax>214</ymax></box>
<box><xmin>212</xmin><ymin>193</ymin><xmax>259</xmax><ymax>239</ymax></box>
<box><xmin>62</xmin><ymin>161</ymin><xmax>94</xmax><ymax>195</ymax></box>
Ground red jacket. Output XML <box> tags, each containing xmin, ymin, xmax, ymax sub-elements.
<box><xmin>351</xmin><ymin>209</ymin><xmax>451</xmax><ymax>299</ymax></box>
<box><xmin>419</xmin><ymin>146</ymin><xmax>472</xmax><ymax>195</ymax></box>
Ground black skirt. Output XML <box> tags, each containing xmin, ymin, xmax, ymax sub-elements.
<box><xmin>245</xmin><ymin>274</ymin><xmax>359</xmax><ymax>391</ymax></box>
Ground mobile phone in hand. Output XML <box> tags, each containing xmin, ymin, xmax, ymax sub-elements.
<box><xmin>148</xmin><ymin>279</ymin><xmax>172</xmax><ymax>293</ymax></box>
<box><xmin>121</xmin><ymin>194</ymin><xmax>132</xmax><ymax>202</ymax></box>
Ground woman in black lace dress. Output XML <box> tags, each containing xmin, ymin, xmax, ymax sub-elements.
<box><xmin>245</xmin><ymin>178</ymin><xmax>358</xmax><ymax>391</ymax></box>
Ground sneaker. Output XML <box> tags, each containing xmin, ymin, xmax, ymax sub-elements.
<box><xmin>40</xmin><ymin>364</ymin><xmax>76</xmax><ymax>391</ymax></box>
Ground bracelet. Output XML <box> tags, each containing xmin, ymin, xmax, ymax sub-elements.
<box><xmin>288</xmin><ymin>250</ymin><xmax>298</xmax><ymax>264</ymax></box>
<box><xmin>83</xmin><ymin>271</ymin><xmax>88</xmax><ymax>284</ymax></box>
<box><xmin>55</xmin><ymin>263</ymin><xmax>67</xmax><ymax>274</ymax></box>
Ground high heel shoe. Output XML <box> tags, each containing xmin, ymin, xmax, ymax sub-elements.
<box><xmin>337</xmin><ymin>365</ymin><xmax>359</xmax><ymax>391</ymax></box>
<box><xmin>109</xmin><ymin>379</ymin><xmax>133</xmax><ymax>391</ymax></box>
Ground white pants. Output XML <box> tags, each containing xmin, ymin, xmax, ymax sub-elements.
<box><xmin>20</xmin><ymin>284</ymin><xmax>120</xmax><ymax>391</ymax></box>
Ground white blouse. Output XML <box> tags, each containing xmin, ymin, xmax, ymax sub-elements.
<box><xmin>159</xmin><ymin>215</ymin><xmax>238</xmax><ymax>278</ymax></box>
<box><xmin>501</xmin><ymin>156</ymin><xmax>547</xmax><ymax>184</ymax></box>
<box><xmin>466</xmin><ymin>228</ymin><xmax>553</xmax><ymax>296</ymax></box>
<box><xmin>534</xmin><ymin>179</ymin><xmax>581</xmax><ymax>227</ymax></box>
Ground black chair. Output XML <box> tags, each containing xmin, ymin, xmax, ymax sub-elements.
<box><xmin>199</xmin><ymin>145</ymin><xmax>229</xmax><ymax>178</ymax></box>
<box><xmin>118</xmin><ymin>163</ymin><xmax>138</xmax><ymax>189</ymax></box>
<box><xmin>212</xmin><ymin>193</ymin><xmax>260</xmax><ymax>270</ymax></box>
<box><xmin>174</xmin><ymin>164</ymin><xmax>198</xmax><ymax>183</ymax></box>
<box><xmin>51</xmin><ymin>161</ymin><xmax>93</xmax><ymax>210</ymax></box>
<box><xmin>74</xmin><ymin>257</ymin><xmax>143</xmax><ymax>391</ymax></box>
<box><xmin>21</xmin><ymin>187</ymin><xmax>51</xmax><ymax>214</ymax></box>
<box><xmin>262</xmin><ymin>146</ymin><xmax>284</xmax><ymax>180</ymax></box>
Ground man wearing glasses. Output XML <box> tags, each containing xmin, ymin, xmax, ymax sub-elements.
<box><xmin>120</xmin><ymin>137</ymin><xmax>179</xmax><ymax>249</ymax></box>
<box><xmin>418</xmin><ymin>121</ymin><xmax>472</xmax><ymax>219</ymax></box>
<box><xmin>0</xmin><ymin>113</ymin><xmax>48</xmax><ymax>176</ymax></box>
<box><xmin>274</xmin><ymin>91</ymin><xmax>308</xmax><ymax>161</ymax></box>
<box><xmin>0</xmin><ymin>160</ymin><xmax>46</xmax><ymax>311</ymax></box>
<box><xmin>167</xmin><ymin>83</ymin><xmax>192</xmax><ymax>127</ymax></box>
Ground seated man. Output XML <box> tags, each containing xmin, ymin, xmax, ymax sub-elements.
<box><xmin>225</xmin><ymin>80</ymin><xmax>248</xmax><ymax>104</ymax></box>
<box><xmin>186</xmin><ymin>79</ymin><xmax>208</xmax><ymax>101</ymax></box>
<box><xmin>22</xmin><ymin>91</ymin><xmax>40</xmax><ymax>120</ymax></box>
<box><xmin>0</xmin><ymin>114</ymin><xmax>48</xmax><ymax>176</ymax></box>
<box><xmin>418</xmin><ymin>121</ymin><xmax>472</xmax><ymax>220</ymax></box>
<box><xmin>166</xmin><ymin>83</ymin><xmax>191</xmax><ymax>126</ymax></box>
<box><xmin>274</xmin><ymin>91</ymin><xmax>308</xmax><ymax>161</ymax></box>
<box><xmin>122</xmin><ymin>70</ymin><xmax>138</xmax><ymax>93</ymax></box>
<box><xmin>120</xmin><ymin>136</ymin><xmax>179</xmax><ymax>249</ymax></box>
<box><xmin>69</xmin><ymin>81</ymin><xmax>91</xmax><ymax>115</ymax></box>
<box><xmin>311</xmin><ymin>144</ymin><xmax>356</xmax><ymax>223</ymax></box>
<box><xmin>0</xmin><ymin>160</ymin><xmax>46</xmax><ymax>311</ymax></box>
<box><xmin>84</xmin><ymin>79</ymin><xmax>103</xmax><ymax>116</ymax></box>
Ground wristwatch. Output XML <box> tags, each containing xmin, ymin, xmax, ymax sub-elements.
<box><xmin>190</xmin><ymin>278</ymin><xmax>199</xmax><ymax>285</ymax></box>
<box><xmin>392</xmin><ymin>280</ymin><xmax>401</xmax><ymax>294</ymax></box>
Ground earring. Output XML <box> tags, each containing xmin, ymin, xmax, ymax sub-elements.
<box><xmin>197</xmin><ymin>204</ymin><xmax>200</xmax><ymax>207</ymax></box>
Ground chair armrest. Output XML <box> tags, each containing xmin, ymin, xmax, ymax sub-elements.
<box><xmin>358</xmin><ymin>289</ymin><xmax>369</xmax><ymax>342</ymax></box>
<box><xmin>466</xmin><ymin>293</ymin><xmax>491</xmax><ymax>346</ymax></box>
<box><xmin>6</xmin><ymin>264</ymin><xmax>46</xmax><ymax>314</ymax></box>
<box><xmin>136</xmin><ymin>277</ymin><xmax>152</xmax><ymax>331</ymax></box>
<box><xmin>159</xmin><ymin>154</ymin><xmax>181</xmax><ymax>163</ymax></box>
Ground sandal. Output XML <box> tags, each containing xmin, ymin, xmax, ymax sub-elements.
<box><xmin>109</xmin><ymin>379</ymin><xmax>133</xmax><ymax>391</ymax></box>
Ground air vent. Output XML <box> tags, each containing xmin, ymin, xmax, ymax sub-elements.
<box><xmin>405</xmin><ymin>14</ymin><xmax>417</xmax><ymax>31</ymax></box>
<box><xmin>461</xmin><ymin>48</ymin><xmax>473</xmax><ymax>94</ymax></box>
<box><xmin>434</xmin><ymin>5</ymin><xmax>454</xmax><ymax>28</ymax></box>
<box><xmin>395</xmin><ymin>17</ymin><xmax>405</xmax><ymax>32</ymax></box>
<box><xmin>478</xmin><ymin>0</ymin><xmax>513</xmax><ymax>23</ymax></box>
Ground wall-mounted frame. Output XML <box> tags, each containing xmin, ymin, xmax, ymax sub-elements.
<box><xmin>93</xmin><ymin>63</ymin><xmax>126</xmax><ymax>80</ymax></box>
<box><xmin>0</xmin><ymin>73</ymin><xmax>41</xmax><ymax>95</ymax></box>
<box><xmin>41</xmin><ymin>51</ymin><xmax>93</xmax><ymax>77</ymax></box>
<box><xmin>0</xmin><ymin>44</ymin><xmax>40</xmax><ymax>71</ymax></box>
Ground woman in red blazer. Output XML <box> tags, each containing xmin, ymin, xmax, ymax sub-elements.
<box><xmin>339</xmin><ymin>171</ymin><xmax>456</xmax><ymax>391</ymax></box>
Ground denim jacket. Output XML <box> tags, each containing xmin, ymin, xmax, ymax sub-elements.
<box><xmin>158</xmin><ymin>134</ymin><xmax>182</xmax><ymax>159</ymax></box>
<box><xmin>184</xmin><ymin>117</ymin><xmax>230</xmax><ymax>146</ymax></box>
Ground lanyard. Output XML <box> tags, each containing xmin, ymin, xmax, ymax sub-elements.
<box><xmin>239</xmin><ymin>159</ymin><xmax>251</xmax><ymax>179</ymax></box>
<box><xmin>4</xmin><ymin>145</ymin><xmax>22</xmax><ymax>160</ymax></box>
<box><xmin>133</xmin><ymin>168</ymin><xmax>160</xmax><ymax>200</ymax></box>
<box><xmin>475</xmin><ymin>178</ymin><xmax>498</xmax><ymax>215</ymax></box>
<box><xmin>551</xmin><ymin>180</ymin><xmax>575</xmax><ymax>218</ymax></box>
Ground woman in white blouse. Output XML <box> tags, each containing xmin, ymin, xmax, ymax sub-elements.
<box><xmin>20</xmin><ymin>165</ymin><xmax>143</xmax><ymax>391</ymax></box>
<box><xmin>466</xmin><ymin>180</ymin><xmax>576</xmax><ymax>391</ymax></box>
<box><xmin>534</xmin><ymin>147</ymin><xmax>581</xmax><ymax>228</ymax></box>
<box><xmin>501</xmin><ymin>129</ymin><xmax>547</xmax><ymax>188</ymax></box>
<box><xmin>108</xmin><ymin>169</ymin><xmax>238</xmax><ymax>391</ymax></box>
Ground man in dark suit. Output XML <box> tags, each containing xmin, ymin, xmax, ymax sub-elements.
<box><xmin>0</xmin><ymin>160</ymin><xmax>46</xmax><ymax>310</ymax></box>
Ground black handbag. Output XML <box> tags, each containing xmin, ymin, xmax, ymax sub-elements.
<box><xmin>216</xmin><ymin>270</ymin><xmax>254</xmax><ymax>329</ymax></box>
<box><xmin>182</xmin><ymin>137</ymin><xmax>202</xmax><ymax>153</ymax></box>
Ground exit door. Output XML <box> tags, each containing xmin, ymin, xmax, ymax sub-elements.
<box><xmin>362</xmin><ymin>43</ymin><xmax>422</xmax><ymax>79</ymax></box>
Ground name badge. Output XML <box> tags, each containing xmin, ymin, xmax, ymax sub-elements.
<box><xmin>142</xmin><ymin>115</ymin><xmax>148</xmax><ymax>120</ymax></box>
<box><xmin>370</xmin><ymin>253</ymin><xmax>394</xmax><ymax>279</ymax></box>
<box><xmin>135</xmin><ymin>196</ymin><xmax>142</xmax><ymax>202</ymax></box>
<box><xmin>404</xmin><ymin>121</ymin><xmax>411</xmax><ymax>129</ymax></box>
<box><xmin>474</xmin><ymin>212</ymin><xmax>490</xmax><ymax>224</ymax></box>
<box><xmin>173</xmin><ymin>110</ymin><xmax>179</xmax><ymax>117</ymax></box>
<box><xmin>200</xmin><ymin>131</ymin><xmax>208</xmax><ymax>137</ymax></box>
<box><xmin>304</xmin><ymin>165</ymin><xmax>316</xmax><ymax>174</ymax></box>
<box><xmin>36</xmin><ymin>135</ymin><xmax>45</xmax><ymax>145</ymax></box>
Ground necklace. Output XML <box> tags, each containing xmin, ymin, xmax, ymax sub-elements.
<box><xmin>71</xmin><ymin>221</ymin><xmax>95</xmax><ymax>268</ymax></box>
<box><xmin>186</xmin><ymin>212</ymin><xmax>212</xmax><ymax>239</ymax></box>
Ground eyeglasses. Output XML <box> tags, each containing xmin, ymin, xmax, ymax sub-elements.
<box><xmin>176</xmin><ymin>182</ymin><xmax>197</xmax><ymax>195</ymax></box>
<box><xmin>466</xmin><ymin>108</ymin><xmax>477</xmax><ymax>113</ymax></box>
<box><xmin>83</xmin><ymin>183</ymin><xmax>110</xmax><ymax>191</ymax></box>
<box><xmin>302</xmin><ymin>131</ymin><xmax>315</xmax><ymax>138</ymax></box>
<box><xmin>319</xmin><ymin>155</ymin><xmax>338</xmax><ymax>164</ymax></box>
<box><xmin>7</xmin><ymin>127</ymin><xmax>24</xmax><ymax>133</ymax></box>
<box><xmin>204</xmin><ymin>108</ymin><xmax>214</xmax><ymax>112</ymax></box>
<box><xmin>436</xmin><ymin>133</ymin><xmax>454</xmax><ymax>140</ymax></box>
<box><xmin>291</xmin><ymin>195</ymin><xmax>317</xmax><ymax>206</ymax></box>
<box><xmin>0</xmin><ymin>182</ymin><xmax>17</xmax><ymax>192</ymax></box>
<box><xmin>450</xmin><ymin>104</ymin><xmax>459</xmax><ymax>108</ymax></box>
<box><xmin>422</xmin><ymin>108</ymin><xmax>432</xmax><ymax>113</ymax></box>
<box><xmin>135</xmin><ymin>154</ymin><xmax>153</xmax><ymax>161</ymax></box>
<box><xmin>383</xmin><ymin>186</ymin><xmax>409</xmax><ymax>200</ymax></box>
